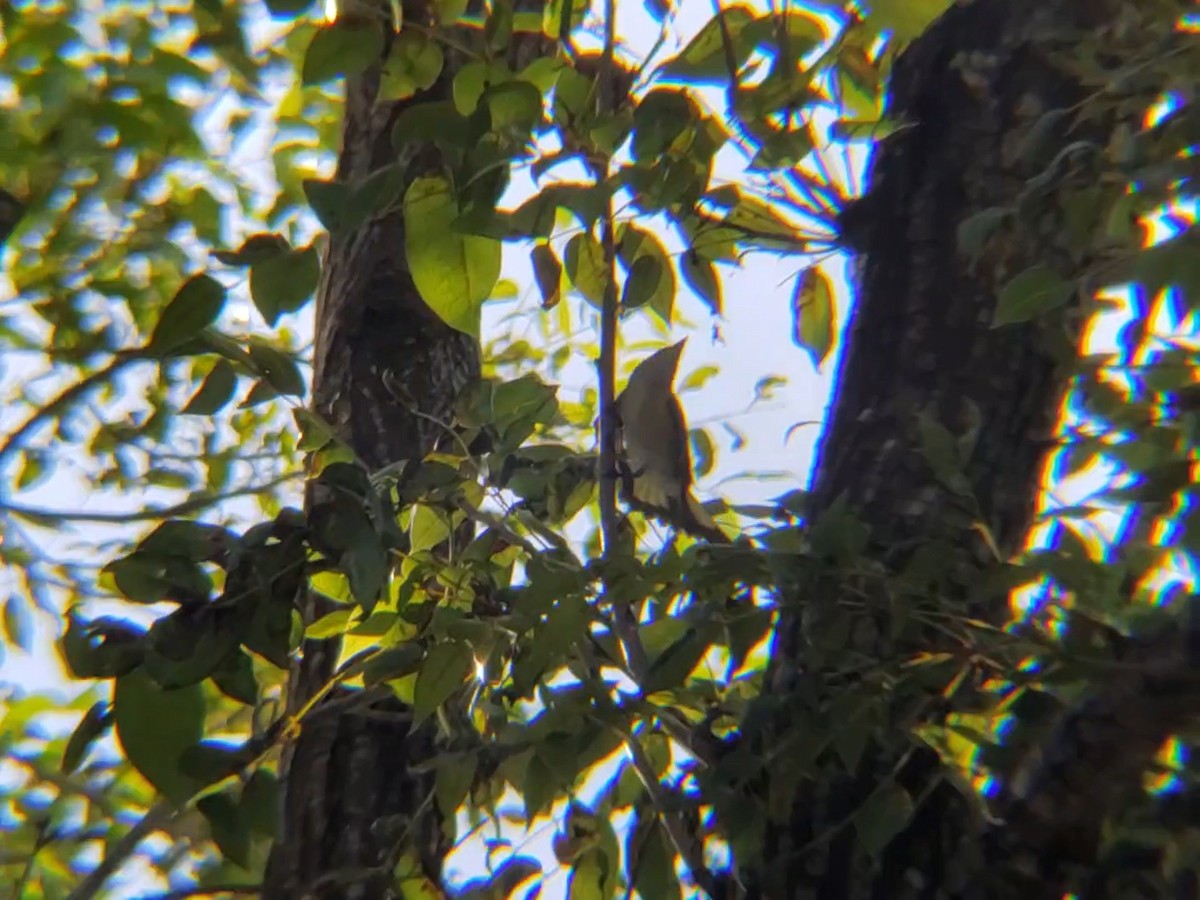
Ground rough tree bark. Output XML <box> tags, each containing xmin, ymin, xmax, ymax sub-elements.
<box><xmin>262</xmin><ymin>4</ymin><xmax>546</xmax><ymax>896</ymax></box>
<box><xmin>753</xmin><ymin>0</ymin><xmax>1180</xmax><ymax>897</ymax></box>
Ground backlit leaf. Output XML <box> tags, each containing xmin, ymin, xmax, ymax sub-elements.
<box><xmin>302</xmin><ymin>21</ymin><xmax>383</xmax><ymax>86</ymax></box>
<box><xmin>414</xmin><ymin>640</ymin><xmax>474</xmax><ymax>723</ymax></box>
<box><xmin>791</xmin><ymin>267</ymin><xmax>835</xmax><ymax>368</ymax></box>
<box><xmin>405</xmin><ymin>176</ymin><xmax>500</xmax><ymax>337</ymax></box>
<box><xmin>148</xmin><ymin>275</ymin><xmax>227</xmax><ymax>356</ymax></box>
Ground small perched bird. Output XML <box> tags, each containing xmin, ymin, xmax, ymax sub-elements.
<box><xmin>614</xmin><ymin>339</ymin><xmax>729</xmax><ymax>543</ymax></box>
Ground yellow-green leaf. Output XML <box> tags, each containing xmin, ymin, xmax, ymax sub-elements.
<box><xmin>414</xmin><ymin>640</ymin><xmax>474</xmax><ymax>723</ymax></box>
<box><xmin>404</xmin><ymin>176</ymin><xmax>500</xmax><ymax>337</ymax></box>
<box><xmin>791</xmin><ymin>266</ymin><xmax>835</xmax><ymax>369</ymax></box>
<box><xmin>564</xmin><ymin>232</ymin><xmax>608</xmax><ymax>307</ymax></box>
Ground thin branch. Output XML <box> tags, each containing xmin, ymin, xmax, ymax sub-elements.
<box><xmin>0</xmin><ymin>350</ymin><xmax>146</xmax><ymax>468</ymax></box>
<box><xmin>616</xmin><ymin>722</ymin><xmax>724</xmax><ymax>898</ymax></box>
<box><xmin>595</xmin><ymin>0</ymin><xmax>620</xmax><ymax>557</ymax></box>
<box><xmin>0</xmin><ymin>471</ymin><xmax>302</xmax><ymax>525</ymax></box>
<box><xmin>64</xmin><ymin>799</ymin><xmax>177</xmax><ymax>900</ymax></box>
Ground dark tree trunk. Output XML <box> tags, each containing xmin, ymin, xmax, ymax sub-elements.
<box><xmin>261</xmin><ymin>4</ymin><xmax>546</xmax><ymax>895</ymax></box>
<box><xmin>755</xmin><ymin>0</ymin><xmax>1137</xmax><ymax>896</ymax></box>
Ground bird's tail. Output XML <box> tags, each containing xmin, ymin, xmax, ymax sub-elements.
<box><xmin>680</xmin><ymin>492</ymin><xmax>731</xmax><ymax>544</ymax></box>
<box><xmin>623</xmin><ymin>479</ymin><xmax>730</xmax><ymax>543</ymax></box>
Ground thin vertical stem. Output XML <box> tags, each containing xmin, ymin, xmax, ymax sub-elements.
<box><xmin>596</xmin><ymin>0</ymin><xmax>620</xmax><ymax>554</ymax></box>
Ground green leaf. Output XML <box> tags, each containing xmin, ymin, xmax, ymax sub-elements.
<box><xmin>61</xmin><ymin>702</ymin><xmax>111</xmax><ymax>774</ymax></box>
<box><xmin>392</xmin><ymin>101</ymin><xmax>472</xmax><ymax>153</ymax></box>
<box><xmin>993</xmin><ymin>264</ymin><xmax>1075</xmax><ymax>326</ymax></box>
<box><xmin>3</xmin><ymin>596</ymin><xmax>32</xmax><ymax>652</ymax></box>
<box><xmin>60</xmin><ymin>615</ymin><xmax>144</xmax><ymax>680</ymax></box>
<box><xmin>916</xmin><ymin>409</ymin><xmax>972</xmax><ymax>496</ymax></box>
<box><xmin>726</xmin><ymin>194</ymin><xmax>798</xmax><ymax>242</ymax></box>
<box><xmin>250</xmin><ymin>246</ymin><xmax>320</xmax><ymax>326</ymax></box>
<box><xmin>564</xmin><ymin>232</ymin><xmax>608</xmax><ymax>306</ymax></box>
<box><xmin>212</xmin><ymin>232</ymin><xmax>290</xmax><ymax>266</ymax></box>
<box><xmin>212</xmin><ymin>651</ymin><xmax>258</xmax><ymax>705</ymax></box>
<box><xmin>246</xmin><ymin>343</ymin><xmax>306</xmax><ymax>397</ymax></box>
<box><xmin>361</xmin><ymin>644</ymin><xmax>424</xmax><ymax>684</ymax></box>
<box><xmin>409</xmin><ymin>504</ymin><xmax>452</xmax><ymax>553</ymax></box>
<box><xmin>957</xmin><ymin>207</ymin><xmax>1010</xmax><ymax>260</ymax></box>
<box><xmin>414</xmin><ymin>640</ymin><xmax>474</xmax><ymax>723</ymax></box>
<box><xmin>404</xmin><ymin>176</ymin><xmax>500</xmax><ymax>337</ymax></box>
<box><xmin>566</xmin><ymin>848</ymin><xmax>615</xmax><ymax>900</ymax></box>
<box><xmin>485</xmin><ymin>0</ymin><xmax>514</xmax><ymax>50</ymax></box>
<box><xmin>148</xmin><ymin>274</ymin><xmax>227</xmax><ymax>356</ymax></box>
<box><xmin>644</xmin><ymin>626</ymin><xmax>712</xmax><ymax>693</ymax></box>
<box><xmin>240</xmin><ymin>379</ymin><xmax>279</xmax><ymax>408</ymax></box>
<box><xmin>632</xmin><ymin>89</ymin><xmax>698</xmax><ymax>160</ymax></box>
<box><xmin>855</xmin><ymin>783</ymin><xmax>914</xmax><ymax>858</ymax></box>
<box><xmin>484</xmin><ymin>80</ymin><xmax>544</xmax><ymax>133</ymax></box>
<box><xmin>15</xmin><ymin>450</ymin><xmax>49</xmax><ymax>491</ymax></box>
<box><xmin>435</xmin><ymin>753</ymin><xmax>477</xmax><ymax>817</ymax></box>
<box><xmin>306</xmin><ymin>609</ymin><xmax>353</xmax><ymax>639</ymax></box>
<box><xmin>681</xmin><ymin>251</ymin><xmax>722</xmax><ymax>315</ymax></box>
<box><xmin>434</xmin><ymin>0</ymin><xmax>470</xmax><ymax>23</ymax></box>
<box><xmin>106</xmin><ymin>554</ymin><xmax>171</xmax><ymax>605</ymax></box>
<box><xmin>144</xmin><ymin>607</ymin><xmax>239</xmax><ymax>689</ymax></box>
<box><xmin>532</xmin><ymin>243</ymin><xmax>563</xmax><ymax>308</ymax></box>
<box><xmin>180</xmin><ymin>740</ymin><xmax>251</xmax><ymax>786</ymax></box>
<box><xmin>661</xmin><ymin>6</ymin><xmax>758</xmax><ymax>82</ymax></box>
<box><xmin>379</xmin><ymin>31</ymin><xmax>445</xmax><ymax>101</ymax></box>
<box><xmin>827</xmin><ymin>117</ymin><xmax>903</xmax><ymax>143</ymax></box>
<box><xmin>633</xmin><ymin>818</ymin><xmax>682</xmax><ymax>900</ymax></box>
<box><xmin>689</xmin><ymin>428</ymin><xmax>715</xmax><ymax>478</ymax></box>
<box><xmin>139</xmin><ymin>520</ymin><xmax>234</xmax><ymax>562</ymax></box>
<box><xmin>342</xmin><ymin>529</ymin><xmax>389</xmax><ymax>609</ymax></box>
<box><xmin>679</xmin><ymin>364</ymin><xmax>719</xmax><ymax>392</ymax></box>
<box><xmin>197</xmin><ymin>790</ymin><xmax>252</xmax><ymax>867</ymax></box>
<box><xmin>114</xmin><ymin>669</ymin><xmax>205</xmax><ymax>803</ymax></box>
<box><xmin>302</xmin><ymin>21</ymin><xmax>383</xmax><ymax>86</ymax></box>
<box><xmin>621</xmin><ymin>255</ymin><xmax>662</xmax><ymax>309</ymax></box>
<box><xmin>750</xmin><ymin>127</ymin><xmax>815</xmax><ymax>170</ymax></box>
<box><xmin>303</xmin><ymin>178</ymin><xmax>351</xmax><ymax>233</ymax></box>
<box><xmin>791</xmin><ymin>267</ymin><xmax>835</xmax><ymax>368</ymax></box>
<box><xmin>264</xmin><ymin>0</ymin><xmax>312</xmax><ymax>17</ymax></box>
<box><xmin>241</xmin><ymin>770</ymin><xmax>280</xmax><ymax>837</ymax></box>
<box><xmin>182</xmin><ymin>360</ymin><xmax>238</xmax><ymax>415</ymax></box>
<box><xmin>452</xmin><ymin>60</ymin><xmax>511</xmax><ymax>115</ymax></box>
<box><xmin>616</xmin><ymin>225</ymin><xmax>676</xmax><ymax>324</ymax></box>
<box><xmin>491</xmin><ymin>374</ymin><xmax>559</xmax><ymax>449</ymax></box>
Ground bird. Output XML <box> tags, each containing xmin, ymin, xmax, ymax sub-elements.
<box><xmin>614</xmin><ymin>338</ymin><xmax>729</xmax><ymax>543</ymax></box>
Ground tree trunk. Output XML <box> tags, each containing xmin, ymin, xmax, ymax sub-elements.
<box><xmin>262</xmin><ymin>4</ymin><xmax>514</xmax><ymax>894</ymax></box>
<box><xmin>755</xmin><ymin>0</ymin><xmax>1132</xmax><ymax>896</ymax></box>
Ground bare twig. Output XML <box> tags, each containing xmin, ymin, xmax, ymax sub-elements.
<box><xmin>0</xmin><ymin>472</ymin><xmax>302</xmax><ymax>525</ymax></box>
<box><xmin>65</xmin><ymin>799</ymin><xmax>177</xmax><ymax>900</ymax></box>
<box><xmin>617</xmin><ymin>722</ymin><xmax>724</xmax><ymax>897</ymax></box>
